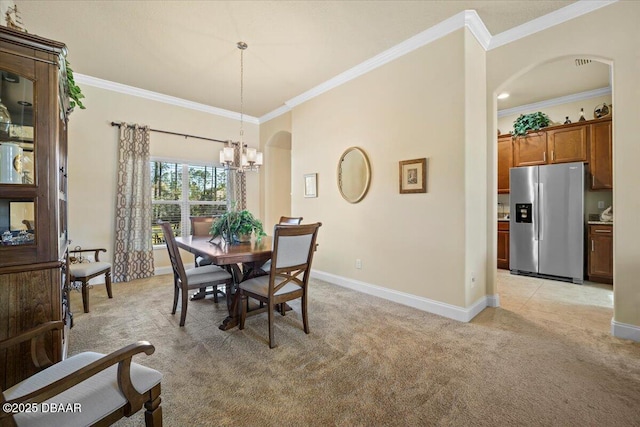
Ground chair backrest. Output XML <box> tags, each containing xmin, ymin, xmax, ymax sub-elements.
<box><xmin>158</xmin><ymin>220</ymin><xmax>187</xmax><ymax>283</ymax></box>
<box><xmin>269</xmin><ymin>223</ymin><xmax>321</xmax><ymax>294</ymax></box>
<box><xmin>190</xmin><ymin>216</ymin><xmax>216</xmax><ymax>236</ymax></box>
<box><xmin>279</xmin><ymin>216</ymin><xmax>303</xmax><ymax>225</ymax></box>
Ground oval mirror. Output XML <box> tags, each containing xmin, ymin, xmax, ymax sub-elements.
<box><xmin>337</xmin><ymin>147</ymin><xmax>371</xmax><ymax>203</ymax></box>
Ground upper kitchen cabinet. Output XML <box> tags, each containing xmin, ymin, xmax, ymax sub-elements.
<box><xmin>546</xmin><ymin>123</ymin><xmax>588</xmax><ymax>164</ymax></box>
<box><xmin>589</xmin><ymin>118</ymin><xmax>612</xmax><ymax>190</ymax></box>
<box><xmin>497</xmin><ymin>134</ymin><xmax>513</xmax><ymax>193</ymax></box>
<box><xmin>512</xmin><ymin>132</ymin><xmax>547</xmax><ymax>167</ymax></box>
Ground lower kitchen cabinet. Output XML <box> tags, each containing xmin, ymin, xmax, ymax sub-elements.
<box><xmin>588</xmin><ymin>224</ymin><xmax>613</xmax><ymax>284</ymax></box>
<box><xmin>497</xmin><ymin>221</ymin><xmax>510</xmax><ymax>270</ymax></box>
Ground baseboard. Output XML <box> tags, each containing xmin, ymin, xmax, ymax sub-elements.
<box><xmin>155</xmin><ymin>266</ymin><xmax>173</xmax><ymax>276</ymax></box>
<box><xmin>311</xmin><ymin>269</ymin><xmax>490</xmax><ymax>323</ymax></box>
<box><xmin>611</xmin><ymin>319</ymin><xmax>640</xmax><ymax>342</ymax></box>
<box><xmin>486</xmin><ymin>294</ymin><xmax>500</xmax><ymax>307</ymax></box>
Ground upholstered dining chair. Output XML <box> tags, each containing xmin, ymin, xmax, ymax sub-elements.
<box><xmin>158</xmin><ymin>220</ymin><xmax>233</xmax><ymax>326</ymax></box>
<box><xmin>68</xmin><ymin>247</ymin><xmax>113</xmax><ymax>313</ymax></box>
<box><xmin>0</xmin><ymin>321</ymin><xmax>163</xmax><ymax>427</ymax></box>
<box><xmin>239</xmin><ymin>222</ymin><xmax>321</xmax><ymax>348</ymax></box>
<box><xmin>189</xmin><ymin>216</ymin><xmax>215</xmax><ymax>267</ymax></box>
<box><xmin>259</xmin><ymin>216</ymin><xmax>304</xmax><ymax>274</ymax></box>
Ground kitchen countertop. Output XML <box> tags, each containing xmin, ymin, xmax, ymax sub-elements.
<box><xmin>497</xmin><ymin>218</ymin><xmax>509</xmax><ymax>222</ymax></box>
<box><xmin>588</xmin><ymin>221</ymin><xmax>613</xmax><ymax>225</ymax></box>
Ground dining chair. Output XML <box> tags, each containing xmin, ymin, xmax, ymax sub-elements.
<box><xmin>278</xmin><ymin>216</ymin><xmax>303</xmax><ymax>225</ymax></box>
<box><xmin>158</xmin><ymin>220</ymin><xmax>233</xmax><ymax>326</ymax></box>
<box><xmin>239</xmin><ymin>222</ymin><xmax>321</xmax><ymax>348</ymax></box>
<box><xmin>0</xmin><ymin>321</ymin><xmax>163</xmax><ymax>427</ymax></box>
<box><xmin>189</xmin><ymin>216</ymin><xmax>216</xmax><ymax>267</ymax></box>
<box><xmin>68</xmin><ymin>247</ymin><xmax>113</xmax><ymax>313</ymax></box>
<box><xmin>259</xmin><ymin>216</ymin><xmax>303</xmax><ymax>274</ymax></box>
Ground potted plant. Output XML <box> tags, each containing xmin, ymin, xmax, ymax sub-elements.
<box><xmin>512</xmin><ymin>111</ymin><xmax>550</xmax><ymax>137</ymax></box>
<box><xmin>210</xmin><ymin>210</ymin><xmax>266</xmax><ymax>243</ymax></box>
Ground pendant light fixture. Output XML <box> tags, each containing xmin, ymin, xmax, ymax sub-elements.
<box><xmin>219</xmin><ymin>41</ymin><xmax>263</xmax><ymax>172</ymax></box>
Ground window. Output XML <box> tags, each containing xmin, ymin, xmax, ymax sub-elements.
<box><xmin>150</xmin><ymin>160</ymin><xmax>227</xmax><ymax>245</ymax></box>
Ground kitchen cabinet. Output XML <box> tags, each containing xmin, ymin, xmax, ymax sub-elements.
<box><xmin>0</xmin><ymin>27</ymin><xmax>71</xmax><ymax>390</ymax></box>
<box><xmin>497</xmin><ymin>221</ymin><xmax>509</xmax><ymax>270</ymax></box>
<box><xmin>588</xmin><ymin>224</ymin><xmax>613</xmax><ymax>284</ymax></box>
<box><xmin>546</xmin><ymin>124</ymin><xmax>588</xmax><ymax>163</ymax></box>
<box><xmin>589</xmin><ymin>118</ymin><xmax>612</xmax><ymax>190</ymax></box>
<box><xmin>512</xmin><ymin>132</ymin><xmax>547</xmax><ymax>167</ymax></box>
<box><xmin>497</xmin><ymin>135</ymin><xmax>512</xmax><ymax>193</ymax></box>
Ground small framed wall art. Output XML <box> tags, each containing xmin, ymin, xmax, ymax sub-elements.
<box><xmin>304</xmin><ymin>173</ymin><xmax>317</xmax><ymax>198</ymax></box>
<box><xmin>399</xmin><ymin>158</ymin><xmax>427</xmax><ymax>194</ymax></box>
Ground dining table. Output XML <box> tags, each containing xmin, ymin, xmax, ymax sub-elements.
<box><xmin>175</xmin><ymin>235</ymin><xmax>273</xmax><ymax>330</ymax></box>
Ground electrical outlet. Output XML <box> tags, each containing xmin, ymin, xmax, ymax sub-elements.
<box><xmin>598</xmin><ymin>201</ymin><xmax>605</xmax><ymax>209</ymax></box>
<box><xmin>355</xmin><ymin>259</ymin><xmax>362</xmax><ymax>269</ymax></box>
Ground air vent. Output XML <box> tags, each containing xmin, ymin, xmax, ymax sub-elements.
<box><xmin>575</xmin><ymin>59</ymin><xmax>592</xmax><ymax>66</ymax></box>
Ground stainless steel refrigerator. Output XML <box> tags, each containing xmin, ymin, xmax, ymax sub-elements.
<box><xmin>509</xmin><ymin>162</ymin><xmax>584</xmax><ymax>284</ymax></box>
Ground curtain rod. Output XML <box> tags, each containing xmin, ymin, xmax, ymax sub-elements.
<box><xmin>110</xmin><ymin>121</ymin><xmax>228</xmax><ymax>144</ymax></box>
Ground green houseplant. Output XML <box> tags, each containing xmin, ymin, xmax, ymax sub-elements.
<box><xmin>210</xmin><ymin>210</ymin><xmax>266</xmax><ymax>243</ymax></box>
<box><xmin>512</xmin><ymin>111</ymin><xmax>550</xmax><ymax>137</ymax></box>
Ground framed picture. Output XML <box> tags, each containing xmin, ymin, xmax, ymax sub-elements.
<box><xmin>399</xmin><ymin>158</ymin><xmax>427</xmax><ymax>194</ymax></box>
<box><xmin>304</xmin><ymin>173</ymin><xmax>317</xmax><ymax>198</ymax></box>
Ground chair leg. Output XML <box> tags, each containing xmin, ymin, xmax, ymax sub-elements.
<box><xmin>171</xmin><ymin>277</ymin><xmax>179</xmax><ymax>315</ymax></box>
<box><xmin>213</xmin><ymin>285</ymin><xmax>219</xmax><ymax>303</ymax></box>
<box><xmin>81</xmin><ymin>280</ymin><xmax>90</xmax><ymax>313</ymax></box>
<box><xmin>302</xmin><ymin>294</ymin><xmax>309</xmax><ymax>334</ymax></box>
<box><xmin>268</xmin><ymin>302</ymin><xmax>275</xmax><ymax>348</ymax></box>
<box><xmin>105</xmin><ymin>270</ymin><xmax>113</xmax><ymax>299</ymax></box>
<box><xmin>179</xmin><ymin>286</ymin><xmax>188</xmax><ymax>327</ymax></box>
<box><xmin>239</xmin><ymin>293</ymin><xmax>247</xmax><ymax>330</ymax></box>
<box><xmin>144</xmin><ymin>384</ymin><xmax>162</xmax><ymax>427</ymax></box>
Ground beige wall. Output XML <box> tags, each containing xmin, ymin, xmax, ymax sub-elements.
<box><xmin>67</xmin><ymin>85</ymin><xmax>259</xmax><ymax>271</ymax></box>
<box><xmin>291</xmin><ymin>30</ymin><xmax>469</xmax><ymax>307</ymax></box>
<box><xmin>259</xmin><ymin>112</ymin><xmax>293</xmax><ymax>231</ymax></box>
<box><xmin>486</xmin><ymin>1</ymin><xmax>640</xmax><ymax>329</ymax></box>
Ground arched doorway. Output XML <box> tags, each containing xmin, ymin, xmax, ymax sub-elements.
<box><xmin>264</xmin><ymin>130</ymin><xmax>292</xmax><ymax>229</ymax></box>
<box><xmin>493</xmin><ymin>55</ymin><xmax>614</xmax><ymax>333</ymax></box>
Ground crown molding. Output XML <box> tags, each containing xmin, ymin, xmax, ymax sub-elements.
<box><xmin>464</xmin><ymin>10</ymin><xmax>491</xmax><ymax>50</ymax></box>
<box><xmin>488</xmin><ymin>0</ymin><xmax>618</xmax><ymax>50</ymax></box>
<box><xmin>259</xmin><ymin>104</ymin><xmax>291</xmax><ymax>123</ymax></box>
<box><xmin>497</xmin><ymin>86</ymin><xmax>611</xmax><ymax>118</ymax></box>
<box><xmin>74</xmin><ymin>73</ymin><xmax>260</xmax><ymax>125</ymax></box>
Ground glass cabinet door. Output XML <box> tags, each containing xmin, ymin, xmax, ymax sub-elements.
<box><xmin>1</xmin><ymin>69</ymin><xmax>34</xmax><ymax>185</ymax></box>
<box><xmin>1</xmin><ymin>69</ymin><xmax>36</xmax><ymax>246</ymax></box>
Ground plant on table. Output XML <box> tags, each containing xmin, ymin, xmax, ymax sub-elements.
<box><xmin>210</xmin><ymin>209</ymin><xmax>266</xmax><ymax>243</ymax></box>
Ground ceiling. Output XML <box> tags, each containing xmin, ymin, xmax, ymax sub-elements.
<box><xmin>11</xmin><ymin>1</ymin><xmax>609</xmax><ymax>120</ymax></box>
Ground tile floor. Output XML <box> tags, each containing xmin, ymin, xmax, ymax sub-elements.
<box><xmin>496</xmin><ymin>269</ymin><xmax>614</xmax><ymax>333</ymax></box>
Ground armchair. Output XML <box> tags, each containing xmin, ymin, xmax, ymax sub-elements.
<box><xmin>0</xmin><ymin>321</ymin><xmax>162</xmax><ymax>427</ymax></box>
<box><xmin>68</xmin><ymin>248</ymin><xmax>113</xmax><ymax>313</ymax></box>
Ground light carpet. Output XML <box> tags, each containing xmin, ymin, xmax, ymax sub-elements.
<box><xmin>67</xmin><ymin>275</ymin><xmax>640</xmax><ymax>426</ymax></box>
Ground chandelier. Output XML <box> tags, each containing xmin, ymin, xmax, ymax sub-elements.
<box><xmin>219</xmin><ymin>41</ymin><xmax>263</xmax><ymax>172</ymax></box>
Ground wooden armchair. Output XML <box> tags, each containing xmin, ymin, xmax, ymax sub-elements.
<box><xmin>0</xmin><ymin>321</ymin><xmax>162</xmax><ymax>426</ymax></box>
<box><xmin>68</xmin><ymin>248</ymin><xmax>113</xmax><ymax>313</ymax></box>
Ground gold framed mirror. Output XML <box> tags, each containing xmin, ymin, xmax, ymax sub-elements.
<box><xmin>337</xmin><ymin>146</ymin><xmax>371</xmax><ymax>203</ymax></box>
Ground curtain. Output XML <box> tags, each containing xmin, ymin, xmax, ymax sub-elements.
<box><xmin>113</xmin><ymin>124</ymin><xmax>154</xmax><ymax>282</ymax></box>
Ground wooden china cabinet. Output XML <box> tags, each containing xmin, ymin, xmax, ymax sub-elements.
<box><xmin>0</xmin><ymin>27</ymin><xmax>71</xmax><ymax>389</ymax></box>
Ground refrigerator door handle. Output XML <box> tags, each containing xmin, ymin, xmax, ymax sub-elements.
<box><xmin>533</xmin><ymin>183</ymin><xmax>539</xmax><ymax>241</ymax></box>
<box><xmin>538</xmin><ymin>183</ymin><xmax>544</xmax><ymax>241</ymax></box>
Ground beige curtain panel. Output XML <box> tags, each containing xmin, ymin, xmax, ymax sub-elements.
<box><xmin>113</xmin><ymin>124</ymin><xmax>155</xmax><ymax>282</ymax></box>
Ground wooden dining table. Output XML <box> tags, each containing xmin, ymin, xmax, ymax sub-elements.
<box><xmin>175</xmin><ymin>235</ymin><xmax>273</xmax><ymax>330</ymax></box>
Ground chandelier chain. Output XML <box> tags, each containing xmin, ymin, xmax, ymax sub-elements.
<box><xmin>239</xmin><ymin>42</ymin><xmax>245</xmax><ymax>144</ymax></box>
